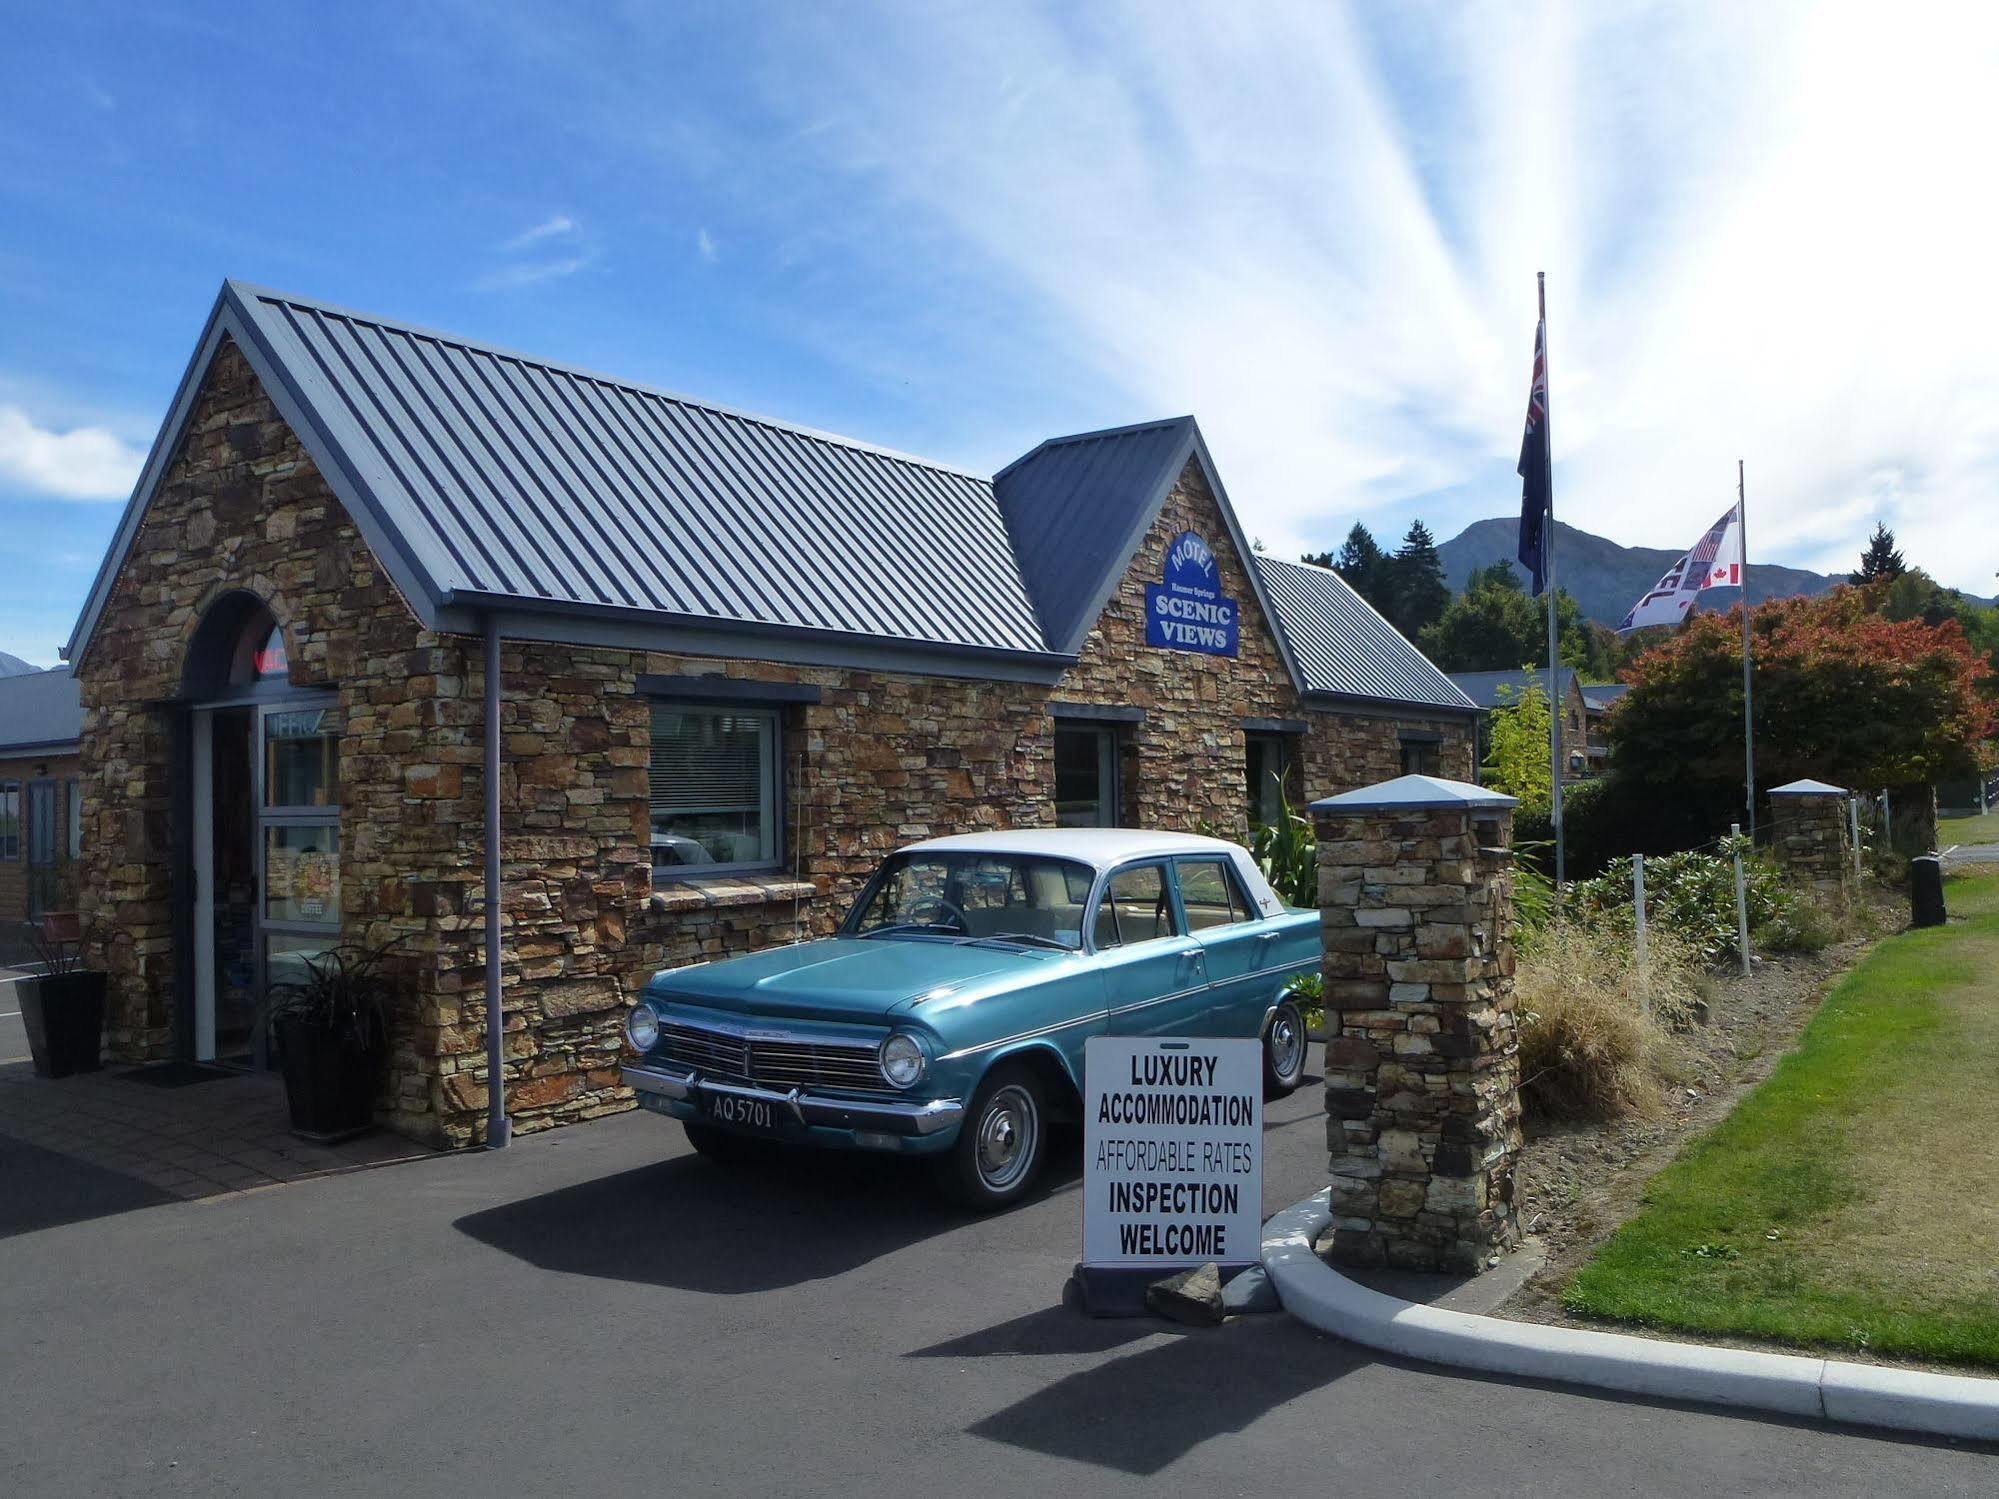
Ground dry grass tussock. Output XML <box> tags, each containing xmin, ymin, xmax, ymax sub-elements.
<box><xmin>1515</xmin><ymin>923</ymin><xmax>1704</xmax><ymax>1122</ymax></box>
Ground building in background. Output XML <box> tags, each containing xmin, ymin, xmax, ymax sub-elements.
<box><xmin>1448</xmin><ymin>667</ymin><xmax>1597</xmax><ymax>782</ymax></box>
<box><xmin>0</xmin><ymin>667</ymin><xmax>83</xmax><ymax>957</ymax></box>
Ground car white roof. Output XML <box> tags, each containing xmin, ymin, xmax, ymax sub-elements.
<box><xmin>898</xmin><ymin>829</ymin><xmax>1290</xmax><ymax>917</ymax></box>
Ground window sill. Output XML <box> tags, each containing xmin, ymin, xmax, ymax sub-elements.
<box><xmin>647</xmin><ymin>873</ymin><xmax>819</xmax><ymax>914</ymax></box>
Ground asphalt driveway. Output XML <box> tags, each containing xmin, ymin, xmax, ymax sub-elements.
<box><xmin>2</xmin><ymin>1060</ymin><xmax>1993</xmax><ymax>1496</ymax></box>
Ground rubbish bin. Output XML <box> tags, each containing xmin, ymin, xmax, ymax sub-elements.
<box><xmin>1909</xmin><ymin>855</ymin><xmax>1946</xmax><ymax>929</ymax></box>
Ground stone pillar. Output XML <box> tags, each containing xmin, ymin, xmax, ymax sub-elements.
<box><xmin>1310</xmin><ymin>775</ymin><xmax>1523</xmax><ymax>1273</ymax></box>
<box><xmin>1767</xmin><ymin>779</ymin><xmax>1855</xmax><ymax>899</ymax></box>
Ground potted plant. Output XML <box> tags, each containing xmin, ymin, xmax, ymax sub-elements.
<box><xmin>265</xmin><ymin>941</ymin><xmax>396</xmax><ymax>1141</ymax></box>
<box><xmin>18</xmin><ymin>911</ymin><xmax>107</xmax><ymax>1078</ymax></box>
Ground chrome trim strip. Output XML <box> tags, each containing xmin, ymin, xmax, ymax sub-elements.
<box><xmin>620</xmin><ymin>1062</ymin><xmax>964</xmax><ymax>1136</ymax></box>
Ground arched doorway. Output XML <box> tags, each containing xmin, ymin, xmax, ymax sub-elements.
<box><xmin>181</xmin><ymin>594</ymin><xmax>342</xmax><ymax>1064</ymax></box>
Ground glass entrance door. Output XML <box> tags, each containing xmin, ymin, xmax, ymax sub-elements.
<box><xmin>257</xmin><ymin>703</ymin><xmax>342</xmax><ymax>1026</ymax></box>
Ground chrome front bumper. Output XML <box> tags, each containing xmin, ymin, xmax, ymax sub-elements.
<box><xmin>621</xmin><ymin>1060</ymin><xmax>965</xmax><ymax>1137</ymax></box>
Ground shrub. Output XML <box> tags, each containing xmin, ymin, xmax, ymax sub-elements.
<box><xmin>1564</xmin><ymin>844</ymin><xmax>1816</xmax><ymax>967</ymax></box>
<box><xmin>1515</xmin><ymin>923</ymin><xmax>1700</xmax><ymax>1121</ymax></box>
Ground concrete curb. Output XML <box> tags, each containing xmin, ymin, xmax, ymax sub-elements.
<box><xmin>1262</xmin><ymin>1191</ymin><xmax>1999</xmax><ymax>1443</ymax></box>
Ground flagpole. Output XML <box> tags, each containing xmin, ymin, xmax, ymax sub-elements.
<box><xmin>1541</xmin><ymin>271</ymin><xmax>1565</xmax><ymax>887</ymax></box>
<box><xmin>1740</xmin><ymin>459</ymin><xmax>1755</xmax><ymax>844</ymax></box>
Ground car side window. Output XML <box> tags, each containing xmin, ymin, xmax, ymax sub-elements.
<box><xmin>1177</xmin><ymin>858</ymin><xmax>1248</xmax><ymax>930</ymax></box>
<box><xmin>1094</xmin><ymin>864</ymin><xmax>1179</xmax><ymax>949</ymax></box>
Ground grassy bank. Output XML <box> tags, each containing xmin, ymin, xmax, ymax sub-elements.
<box><xmin>1561</xmin><ymin>867</ymin><xmax>1999</xmax><ymax>1369</ymax></box>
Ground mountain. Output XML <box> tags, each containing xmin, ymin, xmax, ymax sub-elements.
<box><xmin>1436</xmin><ymin>518</ymin><xmax>1844</xmax><ymax>626</ymax></box>
<box><xmin>0</xmin><ymin>650</ymin><xmax>40</xmax><ymax>678</ymax></box>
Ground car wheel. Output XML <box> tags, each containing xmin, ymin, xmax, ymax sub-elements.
<box><xmin>1263</xmin><ymin>999</ymin><xmax>1308</xmax><ymax>1097</ymax></box>
<box><xmin>683</xmin><ymin>1121</ymin><xmax>771</xmax><ymax>1166</ymax></box>
<box><xmin>937</xmin><ymin>1063</ymin><xmax>1047</xmax><ymax>1211</ymax></box>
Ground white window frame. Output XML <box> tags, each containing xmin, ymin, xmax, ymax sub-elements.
<box><xmin>647</xmin><ymin>701</ymin><xmax>783</xmax><ymax>878</ymax></box>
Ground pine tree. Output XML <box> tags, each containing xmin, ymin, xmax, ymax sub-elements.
<box><xmin>1850</xmin><ymin>521</ymin><xmax>1906</xmax><ymax>584</ymax></box>
<box><xmin>1384</xmin><ymin>520</ymin><xmax>1450</xmax><ymax>639</ymax></box>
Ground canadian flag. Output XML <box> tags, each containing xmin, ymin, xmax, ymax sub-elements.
<box><xmin>1616</xmin><ymin>503</ymin><xmax>1745</xmax><ymax>633</ymax></box>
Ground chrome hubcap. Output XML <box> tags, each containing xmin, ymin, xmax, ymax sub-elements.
<box><xmin>1270</xmin><ymin>1009</ymin><xmax>1304</xmax><ymax>1079</ymax></box>
<box><xmin>975</xmin><ymin>1085</ymin><xmax>1037</xmax><ymax>1190</ymax></box>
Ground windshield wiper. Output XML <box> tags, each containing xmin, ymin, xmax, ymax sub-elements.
<box><xmin>859</xmin><ymin>922</ymin><xmax>963</xmax><ymax>940</ymax></box>
<box><xmin>976</xmin><ymin>932</ymin><xmax>1072</xmax><ymax>952</ymax></box>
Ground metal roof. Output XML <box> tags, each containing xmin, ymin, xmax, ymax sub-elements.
<box><xmin>1256</xmin><ymin>558</ymin><xmax>1477</xmax><ymax>711</ymax></box>
<box><xmin>1768</xmin><ymin>778</ymin><xmax>1850</xmax><ymax>797</ymax></box>
<box><xmin>1580</xmin><ymin>682</ymin><xmax>1630</xmax><ymax>712</ymax></box>
<box><xmin>65</xmin><ymin>281</ymin><xmax>1489</xmax><ymax>715</ymax></box>
<box><xmin>1311</xmin><ymin>774</ymin><xmax>1517</xmax><ymax>813</ymax></box>
<box><xmin>994</xmin><ymin>417</ymin><xmax>1201</xmax><ymax>655</ymax></box>
<box><xmin>225</xmin><ymin>284</ymin><xmax>1049</xmax><ymax>656</ymax></box>
<box><xmin>0</xmin><ymin>667</ymin><xmax>81</xmax><ymax>753</ymax></box>
<box><xmin>1446</xmin><ymin>667</ymin><xmax>1581</xmax><ymax>710</ymax></box>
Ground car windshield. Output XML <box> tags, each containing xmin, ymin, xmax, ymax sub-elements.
<box><xmin>846</xmin><ymin>851</ymin><xmax>1097</xmax><ymax>950</ymax></box>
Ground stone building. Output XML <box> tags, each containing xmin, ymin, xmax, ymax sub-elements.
<box><xmin>62</xmin><ymin>281</ymin><xmax>1478</xmax><ymax>1147</ymax></box>
<box><xmin>0</xmin><ymin>667</ymin><xmax>83</xmax><ymax>954</ymax></box>
<box><xmin>1449</xmin><ymin>667</ymin><xmax>1597</xmax><ymax>781</ymax></box>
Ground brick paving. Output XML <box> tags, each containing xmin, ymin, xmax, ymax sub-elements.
<box><xmin>0</xmin><ymin>1057</ymin><xmax>437</xmax><ymax>1203</ymax></box>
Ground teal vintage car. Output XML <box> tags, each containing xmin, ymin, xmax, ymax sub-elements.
<box><xmin>620</xmin><ymin>828</ymin><xmax>1319</xmax><ymax>1208</ymax></box>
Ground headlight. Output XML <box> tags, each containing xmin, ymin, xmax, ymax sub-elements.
<box><xmin>625</xmin><ymin>1003</ymin><xmax>661</xmax><ymax>1052</ymax></box>
<box><xmin>879</xmin><ymin>1032</ymin><xmax>927</xmax><ymax>1090</ymax></box>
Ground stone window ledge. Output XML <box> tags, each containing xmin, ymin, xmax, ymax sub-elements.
<box><xmin>647</xmin><ymin>875</ymin><xmax>819</xmax><ymax>914</ymax></box>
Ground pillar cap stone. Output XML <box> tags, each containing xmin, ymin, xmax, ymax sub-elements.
<box><xmin>1767</xmin><ymin>778</ymin><xmax>1850</xmax><ymax>797</ymax></box>
<box><xmin>1310</xmin><ymin>774</ymin><xmax>1519</xmax><ymax>813</ymax></box>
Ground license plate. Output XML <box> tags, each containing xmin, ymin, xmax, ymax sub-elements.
<box><xmin>705</xmin><ymin>1093</ymin><xmax>778</xmax><ymax>1130</ymax></box>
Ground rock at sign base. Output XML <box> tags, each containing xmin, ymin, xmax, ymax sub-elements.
<box><xmin>1220</xmin><ymin>1264</ymin><xmax>1282</xmax><ymax>1314</ymax></box>
<box><xmin>1146</xmin><ymin>1262</ymin><xmax>1226</xmax><ymax>1327</ymax></box>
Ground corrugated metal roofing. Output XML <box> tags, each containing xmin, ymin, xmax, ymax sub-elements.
<box><xmin>1447</xmin><ymin>667</ymin><xmax>1579</xmax><ymax>710</ymax></box>
<box><xmin>0</xmin><ymin>667</ymin><xmax>82</xmax><ymax>752</ymax></box>
<box><xmin>231</xmin><ymin>285</ymin><xmax>1050</xmax><ymax>656</ymax></box>
<box><xmin>1256</xmin><ymin>557</ymin><xmax>1477</xmax><ymax>710</ymax></box>
<box><xmin>993</xmin><ymin>418</ymin><xmax>1197</xmax><ymax>655</ymax></box>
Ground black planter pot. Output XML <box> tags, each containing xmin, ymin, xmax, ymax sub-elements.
<box><xmin>275</xmin><ymin>1016</ymin><xmax>384</xmax><ymax>1142</ymax></box>
<box><xmin>18</xmin><ymin>971</ymin><xmax>107</xmax><ymax>1078</ymax></box>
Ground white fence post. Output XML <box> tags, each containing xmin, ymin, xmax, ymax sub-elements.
<box><xmin>1632</xmin><ymin>852</ymin><xmax>1648</xmax><ymax>977</ymax></box>
<box><xmin>1730</xmin><ymin>823</ymin><xmax>1751</xmax><ymax>978</ymax></box>
<box><xmin>1848</xmin><ymin>796</ymin><xmax>1863</xmax><ymax>884</ymax></box>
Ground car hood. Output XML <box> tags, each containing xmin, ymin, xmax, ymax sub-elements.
<box><xmin>646</xmin><ymin>937</ymin><xmax>1062</xmax><ymax>1024</ymax></box>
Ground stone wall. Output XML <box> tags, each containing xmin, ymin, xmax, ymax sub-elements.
<box><xmin>1313</xmin><ymin>792</ymin><xmax>1522</xmax><ymax>1272</ymax></box>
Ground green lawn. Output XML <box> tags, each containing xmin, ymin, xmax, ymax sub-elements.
<box><xmin>1940</xmin><ymin>807</ymin><xmax>1999</xmax><ymax>845</ymax></box>
<box><xmin>1561</xmin><ymin>867</ymin><xmax>1999</xmax><ymax>1368</ymax></box>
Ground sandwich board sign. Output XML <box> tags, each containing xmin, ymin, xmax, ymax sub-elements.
<box><xmin>1082</xmin><ymin>1035</ymin><xmax>1262</xmax><ymax>1272</ymax></box>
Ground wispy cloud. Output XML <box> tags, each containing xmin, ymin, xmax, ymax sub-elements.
<box><xmin>0</xmin><ymin>404</ymin><xmax>142</xmax><ymax>501</ymax></box>
<box><xmin>473</xmin><ymin>255</ymin><xmax>593</xmax><ymax>292</ymax></box>
<box><xmin>696</xmin><ymin>226</ymin><xmax>717</xmax><ymax>263</ymax></box>
<box><xmin>502</xmin><ymin>213</ymin><xmax>576</xmax><ymax>252</ymax></box>
<box><xmin>481</xmin><ymin>0</ymin><xmax>1999</xmax><ymax>591</ymax></box>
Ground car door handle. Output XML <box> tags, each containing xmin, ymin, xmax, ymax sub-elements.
<box><xmin>1179</xmin><ymin>950</ymin><xmax>1207</xmax><ymax>983</ymax></box>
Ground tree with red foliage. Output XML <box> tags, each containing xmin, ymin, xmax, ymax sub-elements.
<box><xmin>1609</xmin><ymin>587</ymin><xmax>1993</xmax><ymax>796</ymax></box>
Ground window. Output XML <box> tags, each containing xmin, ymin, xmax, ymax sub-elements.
<box><xmin>1244</xmin><ymin>733</ymin><xmax>1296</xmax><ymax>826</ymax></box>
<box><xmin>1094</xmin><ymin>864</ymin><xmax>1178</xmax><ymax>949</ymax></box>
<box><xmin>845</xmin><ymin>851</ymin><xmax>1094</xmax><ymax>950</ymax></box>
<box><xmin>1055</xmin><ymin>725</ymin><xmax>1118</xmax><ymax>828</ymax></box>
<box><xmin>265</xmin><ymin>707</ymin><xmax>339</xmax><ymax>807</ymax></box>
<box><xmin>0</xmin><ymin>781</ymin><xmax>17</xmax><ymax>860</ymax></box>
<box><xmin>648</xmin><ymin>703</ymin><xmax>780</xmax><ymax>874</ymax></box>
<box><xmin>1400</xmin><ymin>739</ymin><xmax>1440</xmax><ymax>776</ymax></box>
<box><xmin>1177</xmin><ymin>858</ymin><xmax>1249</xmax><ymax>930</ymax></box>
<box><xmin>66</xmin><ymin>779</ymin><xmax>82</xmax><ymax>860</ymax></box>
<box><xmin>226</xmin><ymin>608</ymin><xmax>291</xmax><ymax>688</ymax></box>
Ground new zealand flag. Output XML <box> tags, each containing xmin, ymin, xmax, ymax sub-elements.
<box><xmin>1516</xmin><ymin>319</ymin><xmax>1551</xmax><ymax>595</ymax></box>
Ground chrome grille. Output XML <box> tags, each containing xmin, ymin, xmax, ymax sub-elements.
<box><xmin>661</xmin><ymin>1021</ymin><xmax>889</xmax><ymax>1096</ymax></box>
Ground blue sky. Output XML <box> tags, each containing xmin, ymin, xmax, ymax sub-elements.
<box><xmin>3</xmin><ymin>0</ymin><xmax>1995</xmax><ymax>667</ymax></box>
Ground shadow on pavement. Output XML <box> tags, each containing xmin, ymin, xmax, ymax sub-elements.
<box><xmin>906</xmin><ymin>1302</ymin><xmax>1165</xmax><ymax>1360</ymax></box>
<box><xmin>454</xmin><ymin>1143</ymin><xmax>1082</xmax><ymax>1294</ymax></box>
<box><xmin>0</xmin><ymin>1132</ymin><xmax>177</xmax><ymax>1240</ymax></box>
<box><xmin>959</xmin><ymin>1316</ymin><xmax>1366</xmax><ymax>1475</ymax></box>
